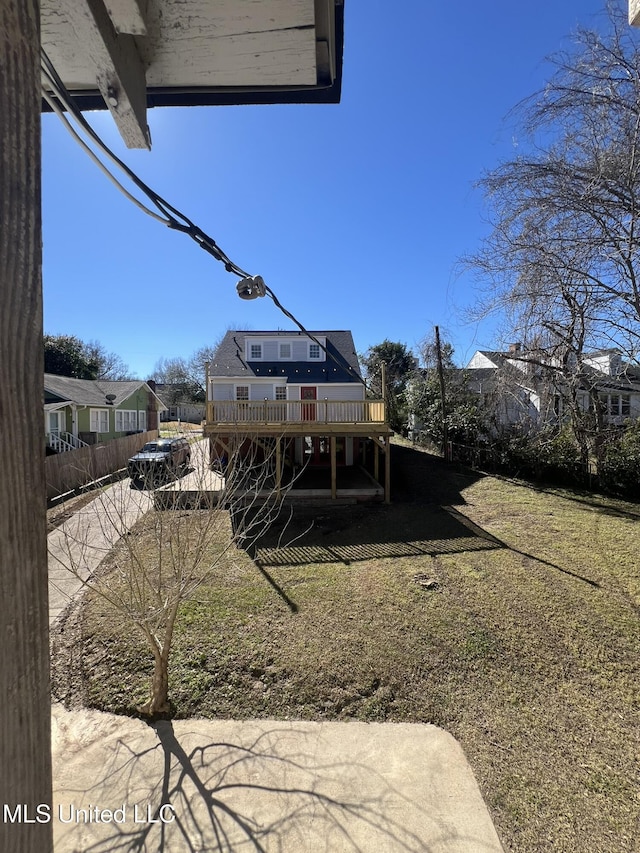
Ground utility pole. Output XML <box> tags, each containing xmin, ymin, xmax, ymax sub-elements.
<box><xmin>0</xmin><ymin>2</ymin><xmax>54</xmax><ymax>851</ymax></box>
<box><xmin>434</xmin><ymin>326</ymin><xmax>449</xmax><ymax>460</ymax></box>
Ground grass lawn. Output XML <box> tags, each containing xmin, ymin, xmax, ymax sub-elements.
<box><xmin>51</xmin><ymin>441</ymin><xmax>640</xmax><ymax>852</ymax></box>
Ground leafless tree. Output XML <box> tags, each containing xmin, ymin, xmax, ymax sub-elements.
<box><xmin>466</xmin><ymin>1</ymin><xmax>640</xmax><ymax>366</ymax></box>
<box><xmin>151</xmin><ymin>327</ymin><xmax>252</xmax><ymax>402</ymax></box>
<box><xmin>51</xmin><ymin>435</ymin><xmax>295</xmax><ymax>716</ymax></box>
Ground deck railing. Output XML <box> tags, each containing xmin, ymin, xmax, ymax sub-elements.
<box><xmin>206</xmin><ymin>399</ymin><xmax>387</xmax><ymax>425</ymax></box>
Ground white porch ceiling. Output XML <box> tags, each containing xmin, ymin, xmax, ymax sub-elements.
<box><xmin>41</xmin><ymin>0</ymin><xmax>344</xmax><ymax>148</ymax></box>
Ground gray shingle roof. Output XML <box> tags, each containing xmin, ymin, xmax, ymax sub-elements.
<box><xmin>43</xmin><ymin>375</ymin><xmax>161</xmax><ymax>407</ymax></box>
<box><xmin>209</xmin><ymin>330</ymin><xmax>363</xmax><ymax>384</ymax></box>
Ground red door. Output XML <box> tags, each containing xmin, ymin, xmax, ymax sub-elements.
<box><xmin>301</xmin><ymin>386</ymin><xmax>317</xmax><ymax>421</ymax></box>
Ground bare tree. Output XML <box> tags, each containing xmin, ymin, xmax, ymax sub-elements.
<box><xmin>150</xmin><ymin>327</ymin><xmax>253</xmax><ymax>403</ymax></box>
<box><xmin>466</xmin><ymin>1</ymin><xmax>640</xmax><ymax>364</ymax></box>
<box><xmin>51</xmin><ymin>435</ymin><xmax>295</xmax><ymax>716</ymax></box>
<box><xmin>85</xmin><ymin>339</ymin><xmax>132</xmax><ymax>380</ymax></box>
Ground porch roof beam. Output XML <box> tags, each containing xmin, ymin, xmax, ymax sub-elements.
<box><xmin>105</xmin><ymin>0</ymin><xmax>148</xmax><ymax>35</ymax></box>
<box><xmin>59</xmin><ymin>0</ymin><xmax>150</xmax><ymax>148</ymax></box>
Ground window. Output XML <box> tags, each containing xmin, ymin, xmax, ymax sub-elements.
<box><xmin>138</xmin><ymin>410</ymin><xmax>147</xmax><ymax>431</ymax></box>
<box><xmin>249</xmin><ymin>343</ymin><xmax>262</xmax><ymax>360</ymax></box>
<box><xmin>275</xmin><ymin>385</ymin><xmax>287</xmax><ymax>400</ymax></box>
<box><xmin>309</xmin><ymin>343</ymin><xmax>321</xmax><ymax>359</ymax></box>
<box><xmin>115</xmin><ymin>410</ymin><xmax>137</xmax><ymax>431</ymax></box>
<box><xmin>90</xmin><ymin>409</ymin><xmax>109</xmax><ymax>433</ymax></box>
<box><xmin>601</xmin><ymin>394</ymin><xmax>631</xmax><ymax>417</ymax></box>
<box><xmin>236</xmin><ymin>386</ymin><xmax>249</xmax><ymax>400</ymax></box>
<box><xmin>279</xmin><ymin>342</ymin><xmax>291</xmax><ymax>359</ymax></box>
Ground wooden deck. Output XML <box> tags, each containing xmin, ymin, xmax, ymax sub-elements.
<box><xmin>204</xmin><ymin>399</ymin><xmax>391</xmax><ymax>437</ymax></box>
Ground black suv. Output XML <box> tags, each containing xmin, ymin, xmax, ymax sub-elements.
<box><xmin>128</xmin><ymin>437</ymin><xmax>191</xmax><ymax>484</ymax></box>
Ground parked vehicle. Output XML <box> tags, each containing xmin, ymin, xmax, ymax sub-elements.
<box><xmin>128</xmin><ymin>437</ymin><xmax>190</xmax><ymax>485</ymax></box>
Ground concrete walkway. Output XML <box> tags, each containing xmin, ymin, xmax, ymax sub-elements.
<box><xmin>47</xmin><ymin>438</ymin><xmax>210</xmax><ymax>625</ymax></box>
<box><xmin>51</xmin><ymin>708</ymin><xmax>504</xmax><ymax>853</ymax></box>
<box><xmin>48</xmin><ymin>438</ymin><xmax>503</xmax><ymax>852</ymax></box>
<box><xmin>48</xmin><ymin>479</ymin><xmax>152</xmax><ymax>625</ymax></box>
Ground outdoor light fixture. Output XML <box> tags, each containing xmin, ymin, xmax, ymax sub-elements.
<box><xmin>236</xmin><ymin>275</ymin><xmax>266</xmax><ymax>300</ymax></box>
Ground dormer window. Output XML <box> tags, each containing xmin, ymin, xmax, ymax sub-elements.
<box><xmin>249</xmin><ymin>343</ymin><xmax>262</xmax><ymax>360</ymax></box>
<box><xmin>279</xmin><ymin>343</ymin><xmax>292</xmax><ymax>359</ymax></box>
<box><xmin>309</xmin><ymin>343</ymin><xmax>321</xmax><ymax>359</ymax></box>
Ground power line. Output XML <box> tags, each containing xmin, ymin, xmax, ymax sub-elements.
<box><xmin>41</xmin><ymin>49</ymin><xmax>370</xmax><ymax>391</ymax></box>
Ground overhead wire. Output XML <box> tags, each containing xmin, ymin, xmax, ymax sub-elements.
<box><xmin>41</xmin><ymin>89</ymin><xmax>168</xmax><ymax>224</ymax></box>
<box><xmin>40</xmin><ymin>48</ymin><xmax>370</xmax><ymax>391</ymax></box>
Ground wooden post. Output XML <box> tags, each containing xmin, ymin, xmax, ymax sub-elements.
<box><xmin>275</xmin><ymin>437</ymin><xmax>281</xmax><ymax>496</ymax></box>
<box><xmin>380</xmin><ymin>360</ymin><xmax>387</xmax><ymax>423</ymax></box>
<box><xmin>330</xmin><ymin>436</ymin><xmax>337</xmax><ymax>499</ymax></box>
<box><xmin>384</xmin><ymin>436</ymin><xmax>391</xmax><ymax>504</ymax></box>
<box><xmin>374</xmin><ymin>440</ymin><xmax>379</xmax><ymax>481</ymax></box>
<box><xmin>0</xmin><ymin>2</ymin><xmax>54</xmax><ymax>851</ymax></box>
<box><xmin>435</xmin><ymin>326</ymin><xmax>448</xmax><ymax>459</ymax></box>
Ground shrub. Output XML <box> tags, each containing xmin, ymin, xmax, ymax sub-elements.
<box><xmin>598</xmin><ymin>421</ymin><xmax>640</xmax><ymax>498</ymax></box>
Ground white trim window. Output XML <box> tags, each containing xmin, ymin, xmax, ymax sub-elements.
<box><xmin>115</xmin><ymin>409</ymin><xmax>138</xmax><ymax>432</ymax></box>
<box><xmin>236</xmin><ymin>385</ymin><xmax>249</xmax><ymax>401</ymax></box>
<box><xmin>138</xmin><ymin>410</ymin><xmax>147</xmax><ymax>430</ymax></box>
<box><xmin>601</xmin><ymin>393</ymin><xmax>631</xmax><ymax>417</ymax></box>
<box><xmin>279</xmin><ymin>342</ymin><xmax>292</xmax><ymax>359</ymax></box>
<box><xmin>275</xmin><ymin>385</ymin><xmax>287</xmax><ymax>400</ymax></box>
<box><xmin>309</xmin><ymin>343</ymin><xmax>321</xmax><ymax>359</ymax></box>
<box><xmin>249</xmin><ymin>343</ymin><xmax>262</xmax><ymax>360</ymax></box>
<box><xmin>90</xmin><ymin>408</ymin><xmax>109</xmax><ymax>433</ymax></box>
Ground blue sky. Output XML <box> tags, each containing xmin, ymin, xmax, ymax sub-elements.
<box><xmin>42</xmin><ymin>0</ymin><xmax>615</xmax><ymax>378</ymax></box>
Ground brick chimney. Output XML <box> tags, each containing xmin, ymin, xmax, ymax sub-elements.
<box><xmin>146</xmin><ymin>379</ymin><xmax>158</xmax><ymax>432</ymax></box>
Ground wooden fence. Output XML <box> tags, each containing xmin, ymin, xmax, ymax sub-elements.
<box><xmin>45</xmin><ymin>430</ymin><xmax>158</xmax><ymax>500</ymax></box>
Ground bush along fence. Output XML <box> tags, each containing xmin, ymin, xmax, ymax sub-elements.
<box><xmin>447</xmin><ymin>422</ymin><xmax>640</xmax><ymax>501</ymax></box>
<box><xmin>45</xmin><ymin>430</ymin><xmax>158</xmax><ymax>501</ymax></box>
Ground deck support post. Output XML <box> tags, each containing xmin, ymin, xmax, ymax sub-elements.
<box><xmin>330</xmin><ymin>435</ymin><xmax>337</xmax><ymax>499</ymax></box>
<box><xmin>384</xmin><ymin>436</ymin><xmax>391</xmax><ymax>504</ymax></box>
<box><xmin>374</xmin><ymin>440</ymin><xmax>379</xmax><ymax>481</ymax></box>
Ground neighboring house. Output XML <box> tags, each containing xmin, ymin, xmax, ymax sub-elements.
<box><xmin>465</xmin><ymin>345</ymin><xmax>640</xmax><ymax>430</ymax></box>
<box><xmin>44</xmin><ymin>374</ymin><xmax>166</xmax><ymax>452</ymax></box>
<box><xmin>204</xmin><ymin>330</ymin><xmax>393</xmax><ymax>501</ymax></box>
<box><xmin>159</xmin><ymin>402</ymin><xmax>206</xmax><ymax>424</ymax></box>
<box><xmin>154</xmin><ymin>383</ymin><xmax>205</xmax><ymax>424</ymax></box>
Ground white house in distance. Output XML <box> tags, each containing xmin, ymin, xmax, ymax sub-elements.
<box><xmin>466</xmin><ymin>345</ymin><xmax>640</xmax><ymax>429</ymax></box>
<box><xmin>204</xmin><ymin>330</ymin><xmax>393</xmax><ymax>501</ymax></box>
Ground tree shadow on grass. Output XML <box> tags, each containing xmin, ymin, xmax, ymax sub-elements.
<box><xmin>445</xmin><ymin>505</ymin><xmax>601</xmax><ymax>589</ymax></box>
<box><xmin>236</xmin><ymin>442</ymin><xmax>599</xmax><ymax>606</ymax></box>
<box><xmin>244</xmin><ymin>500</ymin><xmax>502</xmax><ymax>573</ymax></box>
<box><xmin>52</xmin><ymin>717</ymin><xmax>496</xmax><ymax>853</ymax></box>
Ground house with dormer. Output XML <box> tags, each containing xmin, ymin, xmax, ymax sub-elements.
<box><xmin>204</xmin><ymin>330</ymin><xmax>392</xmax><ymax>501</ymax></box>
<box><xmin>465</xmin><ymin>345</ymin><xmax>640</xmax><ymax>429</ymax></box>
